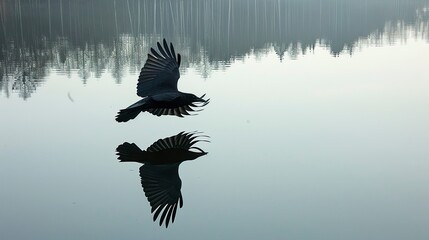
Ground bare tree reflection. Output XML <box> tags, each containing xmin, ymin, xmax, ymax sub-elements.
<box><xmin>0</xmin><ymin>0</ymin><xmax>428</xmax><ymax>99</ymax></box>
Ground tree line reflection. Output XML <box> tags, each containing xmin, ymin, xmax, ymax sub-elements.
<box><xmin>0</xmin><ymin>0</ymin><xmax>428</xmax><ymax>99</ymax></box>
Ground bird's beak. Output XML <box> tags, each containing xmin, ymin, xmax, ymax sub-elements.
<box><xmin>196</xmin><ymin>94</ymin><xmax>210</xmax><ymax>103</ymax></box>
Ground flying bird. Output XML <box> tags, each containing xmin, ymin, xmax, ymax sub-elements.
<box><xmin>116</xmin><ymin>132</ymin><xmax>209</xmax><ymax>227</ymax></box>
<box><xmin>116</xmin><ymin>39</ymin><xmax>209</xmax><ymax>122</ymax></box>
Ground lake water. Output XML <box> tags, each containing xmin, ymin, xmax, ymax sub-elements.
<box><xmin>1</xmin><ymin>0</ymin><xmax>429</xmax><ymax>239</ymax></box>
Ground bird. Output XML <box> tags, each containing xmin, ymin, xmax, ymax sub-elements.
<box><xmin>116</xmin><ymin>39</ymin><xmax>209</xmax><ymax>122</ymax></box>
<box><xmin>116</xmin><ymin>132</ymin><xmax>208</xmax><ymax>227</ymax></box>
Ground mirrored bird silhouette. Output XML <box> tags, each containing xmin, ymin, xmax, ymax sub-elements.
<box><xmin>116</xmin><ymin>132</ymin><xmax>208</xmax><ymax>227</ymax></box>
<box><xmin>116</xmin><ymin>39</ymin><xmax>209</xmax><ymax>122</ymax></box>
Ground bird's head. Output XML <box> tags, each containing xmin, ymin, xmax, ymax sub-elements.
<box><xmin>185</xmin><ymin>93</ymin><xmax>210</xmax><ymax>105</ymax></box>
<box><xmin>185</xmin><ymin>150</ymin><xmax>208</xmax><ymax>161</ymax></box>
<box><xmin>183</xmin><ymin>131</ymin><xmax>209</xmax><ymax>161</ymax></box>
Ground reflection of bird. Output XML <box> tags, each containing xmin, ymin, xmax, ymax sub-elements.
<box><xmin>116</xmin><ymin>132</ymin><xmax>208</xmax><ymax>227</ymax></box>
<box><xmin>116</xmin><ymin>39</ymin><xmax>209</xmax><ymax>122</ymax></box>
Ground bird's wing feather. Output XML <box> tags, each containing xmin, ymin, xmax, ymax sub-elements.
<box><xmin>137</xmin><ymin>39</ymin><xmax>181</xmax><ymax>97</ymax></box>
<box><xmin>146</xmin><ymin>106</ymin><xmax>191</xmax><ymax>117</ymax></box>
<box><xmin>145</xmin><ymin>93</ymin><xmax>209</xmax><ymax>117</ymax></box>
<box><xmin>140</xmin><ymin>164</ymin><xmax>183</xmax><ymax>228</ymax></box>
<box><xmin>146</xmin><ymin>132</ymin><xmax>203</xmax><ymax>152</ymax></box>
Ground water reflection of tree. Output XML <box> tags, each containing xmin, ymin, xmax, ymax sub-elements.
<box><xmin>0</xmin><ymin>40</ymin><xmax>49</xmax><ymax>99</ymax></box>
<box><xmin>0</xmin><ymin>0</ymin><xmax>428</xmax><ymax>99</ymax></box>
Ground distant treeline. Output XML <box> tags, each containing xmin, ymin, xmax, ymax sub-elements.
<box><xmin>1</xmin><ymin>0</ymin><xmax>428</xmax><ymax>99</ymax></box>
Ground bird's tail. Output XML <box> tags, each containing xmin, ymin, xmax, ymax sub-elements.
<box><xmin>115</xmin><ymin>99</ymin><xmax>147</xmax><ymax>122</ymax></box>
<box><xmin>115</xmin><ymin>108</ymin><xmax>141</xmax><ymax>122</ymax></box>
<box><xmin>116</xmin><ymin>142</ymin><xmax>145</xmax><ymax>163</ymax></box>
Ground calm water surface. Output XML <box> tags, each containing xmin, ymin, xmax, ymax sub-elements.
<box><xmin>1</xmin><ymin>0</ymin><xmax>429</xmax><ymax>239</ymax></box>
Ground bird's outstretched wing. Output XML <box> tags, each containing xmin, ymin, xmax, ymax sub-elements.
<box><xmin>146</xmin><ymin>93</ymin><xmax>210</xmax><ymax>117</ymax></box>
<box><xmin>137</xmin><ymin>39</ymin><xmax>181</xmax><ymax>97</ymax></box>
<box><xmin>140</xmin><ymin>164</ymin><xmax>183</xmax><ymax>228</ymax></box>
<box><xmin>146</xmin><ymin>132</ymin><xmax>208</xmax><ymax>153</ymax></box>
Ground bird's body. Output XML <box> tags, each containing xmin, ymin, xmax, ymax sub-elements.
<box><xmin>116</xmin><ymin>142</ymin><xmax>205</xmax><ymax>165</ymax></box>
<box><xmin>116</xmin><ymin>132</ymin><xmax>208</xmax><ymax>227</ymax></box>
<box><xmin>116</xmin><ymin>39</ymin><xmax>208</xmax><ymax>122</ymax></box>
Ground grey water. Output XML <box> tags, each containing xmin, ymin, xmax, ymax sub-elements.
<box><xmin>1</xmin><ymin>0</ymin><xmax>429</xmax><ymax>239</ymax></box>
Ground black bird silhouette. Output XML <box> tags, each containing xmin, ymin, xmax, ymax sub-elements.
<box><xmin>116</xmin><ymin>132</ymin><xmax>208</xmax><ymax>227</ymax></box>
<box><xmin>116</xmin><ymin>39</ymin><xmax>209</xmax><ymax>122</ymax></box>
